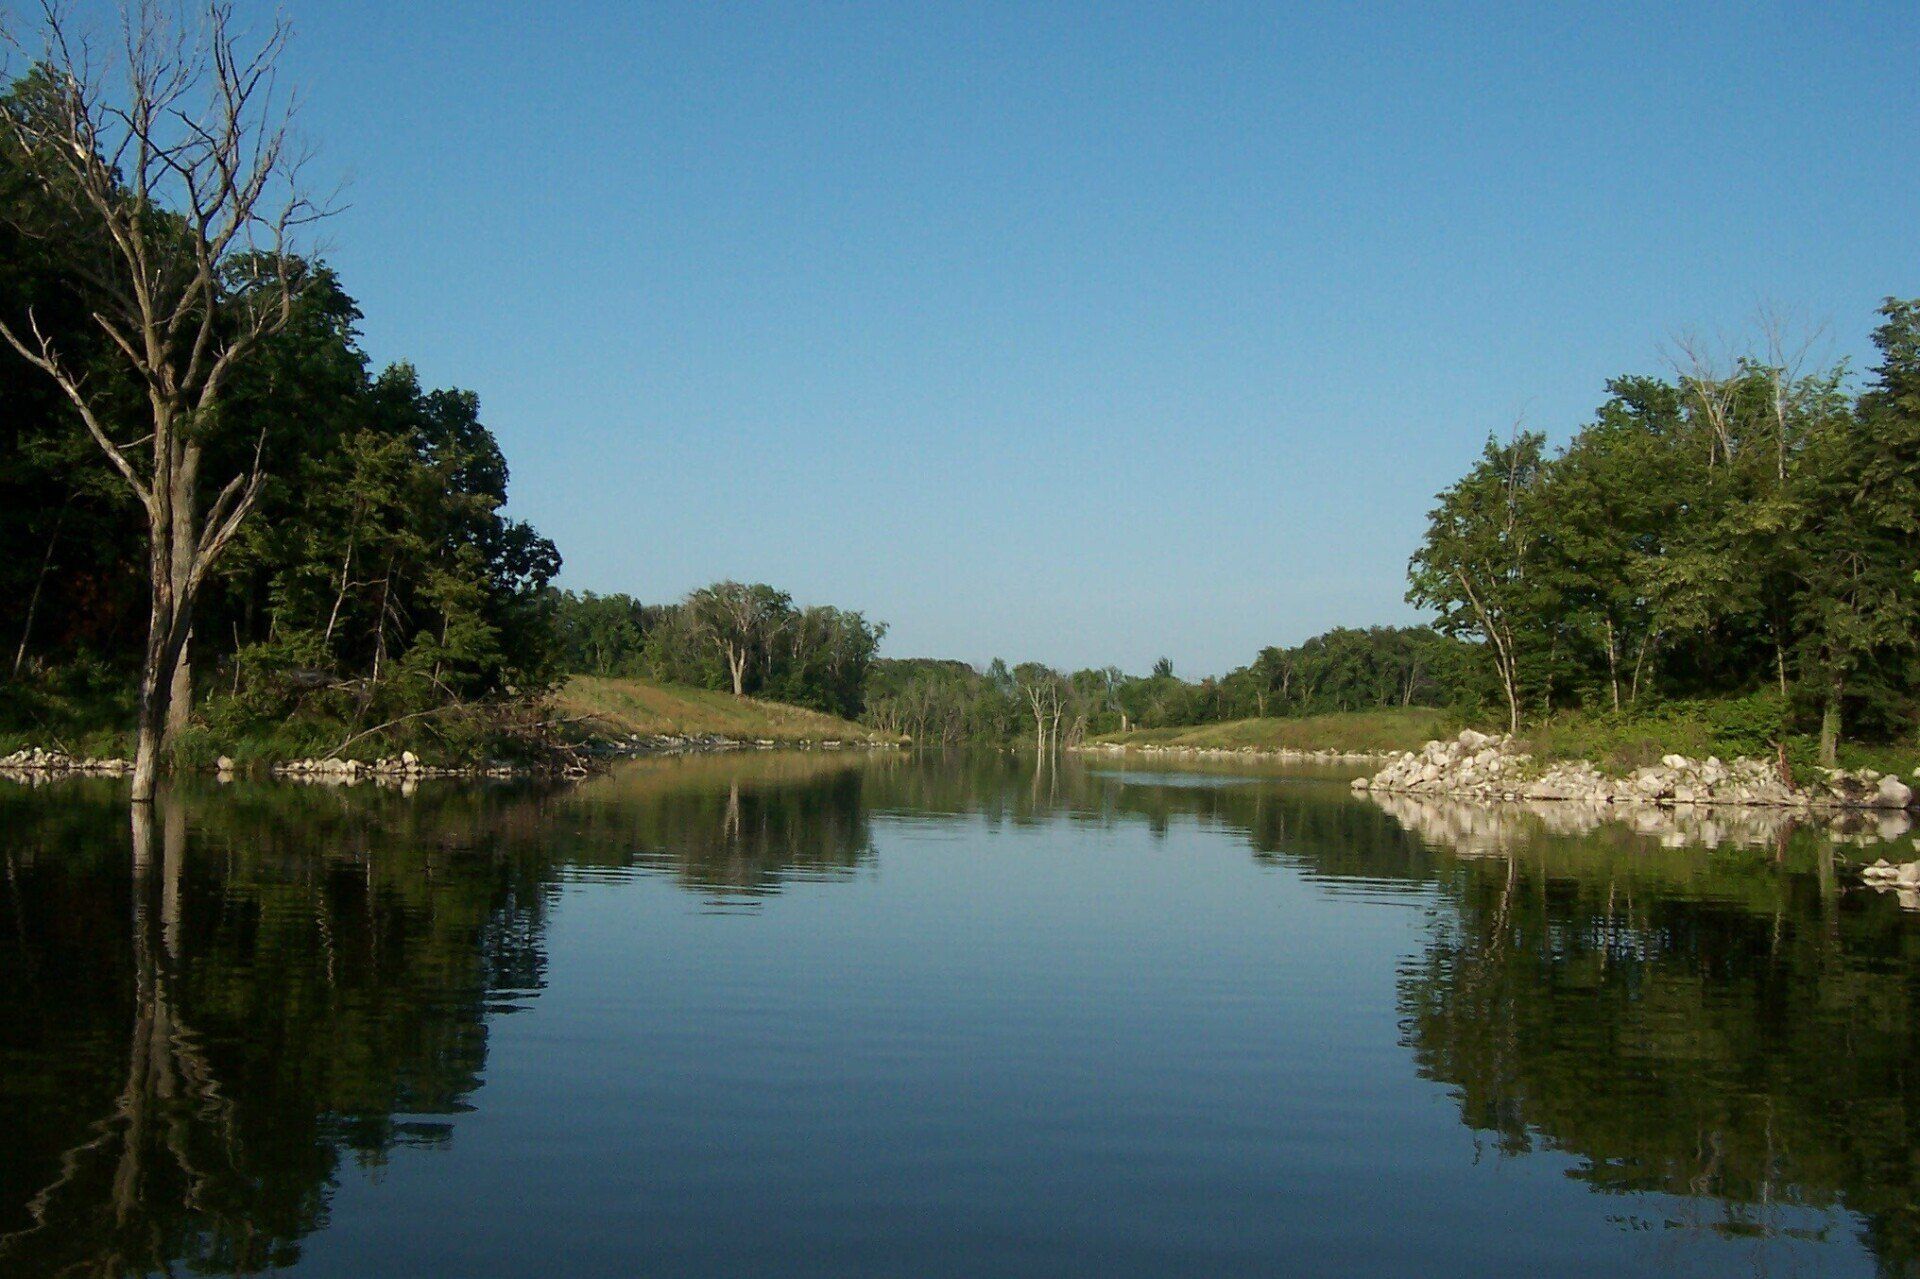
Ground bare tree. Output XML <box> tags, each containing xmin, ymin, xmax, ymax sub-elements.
<box><xmin>1755</xmin><ymin>302</ymin><xmax>1829</xmax><ymax>486</ymax></box>
<box><xmin>1666</xmin><ymin>330</ymin><xmax>1743</xmax><ymax>470</ymax></box>
<box><xmin>0</xmin><ymin>1</ymin><xmax>330</xmax><ymax>800</ymax></box>
<box><xmin>1015</xmin><ymin>662</ymin><xmax>1064</xmax><ymax>755</ymax></box>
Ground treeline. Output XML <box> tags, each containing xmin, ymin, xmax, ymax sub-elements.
<box><xmin>1410</xmin><ymin>303</ymin><xmax>1920</xmax><ymax>762</ymax></box>
<box><xmin>861</xmin><ymin>626</ymin><xmax>1482</xmax><ymax>747</ymax></box>
<box><xmin>550</xmin><ymin>583</ymin><xmax>884</xmax><ymax>720</ymax></box>
<box><xmin>1</xmin><ymin>51</ymin><xmax>560</xmax><ymax>768</ymax></box>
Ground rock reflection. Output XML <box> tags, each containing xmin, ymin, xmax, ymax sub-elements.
<box><xmin>1395</xmin><ymin>801</ymin><xmax>1920</xmax><ymax>1270</ymax></box>
<box><xmin>1374</xmin><ymin>790</ymin><xmax>1916</xmax><ymax>860</ymax></box>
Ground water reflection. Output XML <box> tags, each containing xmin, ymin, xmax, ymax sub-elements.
<box><xmin>0</xmin><ymin>754</ymin><xmax>1916</xmax><ymax>1276</ymax></box>
<box><xmin>1397</xmin><ymin>834</ymin><xmax>1920</xmax><ymax>1268</ymax></box>
<box><xmin>0</xmin><ymin>788</ymin><xmax>553</xmax><ymax>1275</ymax></box>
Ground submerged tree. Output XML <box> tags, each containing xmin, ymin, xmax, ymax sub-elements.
<box><xmin>0</xmin><ymin>2</ymin><xmax>331</xmax><ymax>799</ymax></box>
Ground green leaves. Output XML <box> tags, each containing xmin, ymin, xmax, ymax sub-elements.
<box><xmin>1404</xmin><ymin>303</ymin><xmax>1920</xmax><ymax>749</ymax></box>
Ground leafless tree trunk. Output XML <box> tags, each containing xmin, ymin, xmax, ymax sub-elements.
<box><xmin>167</xmin><ymin>628</ymin><xmax>192</xmax><ymax>740</ymax></box>
<box><xmin>0</xmin><ymin>2</ymin><xmax>330</xmax><ymax>801</ymax></box>
<box><xmin>1669</xmin><ymin>332</ymin><xmax>1741</xmax><ymax>469</ymax></box>
<box><xmin>1757</xmin><ymin>303</ymin><xmax>1826</xmax><ymax>487</ymax></box>
<box><xmin>10</xmin><ymin>498</ymin><xmax>70</xmax><ymax>678</ymax></box>
<box><xmin>1603</xmin><ymin>616</ymin><xmax>1620</xmax><ymax>713</ymax></box>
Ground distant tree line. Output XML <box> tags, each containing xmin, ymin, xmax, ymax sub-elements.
<box><xmin>549</xmin><ymin>583</ymin><xmax>885</xmax><ymax>721</ymax></box>
<box><xmin>861</xmin><ymin>626</ymin><xmax>1484</xmax><ymax>748</ymax></box>
<box><xmin>1409</xmin><ymin>303</ymin><xmax>1920</xmax><ymax>762</ymax></box>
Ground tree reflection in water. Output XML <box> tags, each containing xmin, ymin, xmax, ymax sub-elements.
<box><xmin>0</xmin><ymin>756</ymin><xmax>1917</xmax><ymax>1276</ymax></box>
<box><xmin>1387</xmin><ymin>795</ymin><xmax>1920</xmax><ymax>1271</ymax></box>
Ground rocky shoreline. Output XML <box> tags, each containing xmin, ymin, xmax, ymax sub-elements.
<box><xmin>0</xmin><ymin>747</ymin><xmax>135</xmax><ymax>779</ymax></box>
<box><xmin>1</xmin><ymin>735</ymin><xmax>901</xmax><ymax>788</ymax></box>
<box><xmin>1353</xmin><ymin>730</ymin><xmax>1917</xmax><ymax>812</ymax></box>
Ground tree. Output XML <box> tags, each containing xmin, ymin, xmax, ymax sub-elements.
<box><xmin>1792</xmin><ymin>300</ymin><xmax>1920</xmax><ymax>764</ymax></box>
<box><xmin>686</xmin><ymin>581</ymin><xmax>790</xmax><ymax>696</ymax></box>
<box><xmin>1408</xmin><ymin>432</ymin><xmax>1552</xmax><ymax>733</ymax></box>
<box><xmin>1013</xmin><ymin>662</ymin><xmax>1066</xmax><ymax>754</ymax></box>
<box><xmin>0</xmin><ymin>3</ymin><xmax>330</xmax><ymax>799</ymax></box>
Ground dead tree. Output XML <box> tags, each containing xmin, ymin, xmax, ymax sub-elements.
<box><xmin>0</xmin><ymin>1</ymin><xmax>330</xmax><ymax>800</ymax></box>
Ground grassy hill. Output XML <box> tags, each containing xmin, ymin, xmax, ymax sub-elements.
<box><xmin>1089</xmin><ymin>707</ymin><xmax>1452</xmax><ymax>755</ymax></box>
<box><xmin>557</xmin><ymin>675</ymin><xmax>900</xmax><ymax>745</ymax></box>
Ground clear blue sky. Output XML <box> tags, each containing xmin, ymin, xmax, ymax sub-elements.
<box><xmin>278</xmin><ymin>1</ymin><xmax>1916</xmax><ymax>676</ymax></box>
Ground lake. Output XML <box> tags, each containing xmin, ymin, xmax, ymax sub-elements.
<box><xmin>1</xmin><ymin>751</ymin><xmax>1915</xmax><ymax>1277</ymax></box>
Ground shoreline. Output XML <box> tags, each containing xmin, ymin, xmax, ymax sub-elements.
<box><xmin>0</xmin><ymin>736</ymin><xmax>902</xmax><ymax>789</ymax></box>
<box><xmin>1070</xmin><ymin>742</ymin><xmax>1394</xmax><ymax>765</ymax></box>
<box><xmin>1351</xmin><ymin>730</ymin><xmax>1918</xmax><ymax>814</ymax></box>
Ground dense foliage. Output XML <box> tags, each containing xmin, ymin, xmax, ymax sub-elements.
<box><xmin>549</xmin><ymin>584</ymin><xmax>885</xmax><ymax>720</ymax></box>
<box><xmin>1</xmin><ymin>74</ymin><xmax>560</xmax><ymax>759</ymax></box>
<box><xmin>1409</xmin><ymin>305</ymin><xmax>1920</xmax><ymax>759</ymax></box>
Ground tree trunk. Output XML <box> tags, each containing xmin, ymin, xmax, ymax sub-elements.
<box><xmin>1818</xmin><ymin>673</ymin><xmax>1842</xmax><ymax>767</ymax></box>
<box><xmin>11</xmin><ymin>506</ymin><xmax>67</xmax><ymax>679</ymax></box>
<box><xmin>131</xmin><ymin>596</ymin><xmax>175</xmax><ymax>805</ymax></box>
<box><xmin>132</xmin><ymin>501</ymin><xmax>195</xmax><ymax>804</ymax></box>
<box><xmin>167</xmin><ymin>629</ymin><xmax>193</xmax><ymax>744</ymax></box>
<box><xmin>1604</xmin><ymin>618</ymin><xmax>1620</xmax><ymax>713</ymax></box>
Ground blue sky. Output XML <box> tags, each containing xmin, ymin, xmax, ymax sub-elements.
<box><xmin>276</xmin><ymin>1</ymin><xmax>1916</xmax><ymax>675</ymax></box>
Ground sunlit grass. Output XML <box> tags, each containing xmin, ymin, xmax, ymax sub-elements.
<box><xmin>557</xmin><ymin>675</ymin><xmax>898</xmax><ymax>744</ymax></box>
<box><xmin>1091</xmin><ymin>707</ymin><xmax>1453</xmax><ymax>753</ymax></box>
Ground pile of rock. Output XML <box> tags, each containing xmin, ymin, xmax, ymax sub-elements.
<box><xmin>273</xmin><ymin>752</ymin><xmax>527</xmax><ymax>784</ymax></box>
<box><xmin>0</xmin><ymin>747</ymin><xmax>133</xmax><ymax>777</ymax></box>
<box><xmin>1354</xmin><ymin>729</ymin><xmax>1918</xmax><ymax>812</ymax></box>
<box><xmin>1861</xmin><ymin>859</ymin><xmax>1920</xmax><ymax>887</ymax></box>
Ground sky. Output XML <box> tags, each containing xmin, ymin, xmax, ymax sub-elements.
<box><xmin>262</xmin><ymin>1</ymin><xmax>1918</xmax><ymax>676</ymax></box>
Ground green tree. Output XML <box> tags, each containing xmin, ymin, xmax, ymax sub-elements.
<box><xmin>0</xmin><ymin>6</ymin><xmax>332</xmax><ymax>799</ymax></box>
<box><xmin>1408</xmin><ymin>433</ymin><xmax>1553</xmax><ymax>733</ymax></box>
<box><xmin>1792</xmin><ymin>300</ymin><xmax>1920</xmax><ymax>763</ymax></box>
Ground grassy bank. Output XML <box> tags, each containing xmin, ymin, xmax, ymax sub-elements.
<box><xmin>1091</xmin><ymin>697</ymin><xmax>1915</xmax><ymax>778</ymax></box>
<box><xmin>557</xmin><ymin>675</ymin><xmax>899</xmax><ymax>745</ymax></box>
<box><xmin>1518</xmin><ymin>699</ymin><xmax>1917</xmax><ymax>777</ymax></box>
<box><xmin>1089</xmin><ymin>707</ymin><xmax>1454</xmax><ymax>755</ymax></box>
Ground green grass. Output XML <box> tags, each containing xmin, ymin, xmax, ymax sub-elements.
<box><xmin>1520</xmin><ymin>699</ymin><xmax>1919</xmax><ymax>776</ymax></box>
<box><xmin>1090</xmin><ymin>707</ymin><xmax>1455</xmax><ymax>755</ymax></box>
<box><xmin>556</xmin><ymin>675</ymin><xmax>900</xmax><ymax>745</ymax></box>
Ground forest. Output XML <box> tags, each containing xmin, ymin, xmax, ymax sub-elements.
<box><xmin>0</xmin><ymin>59</ymin><xmax>560</xmax><ymax>785</ymax></box>
<box><xmin>1409</xmin><ymin>305</ymin><xmax>1920</xmax><ymax>764</ymax></box>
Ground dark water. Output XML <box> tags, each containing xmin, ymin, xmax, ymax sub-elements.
<box><xmin>2</xmin><ymin>751</ymin><xmax>1917</xmax><ymax>1278</ymax></box>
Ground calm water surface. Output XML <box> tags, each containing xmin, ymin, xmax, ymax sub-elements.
<box><xmin>2</xmin><ymin>751</ymin><xmax>1916</xmax><ymax>1277</ymax></box>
